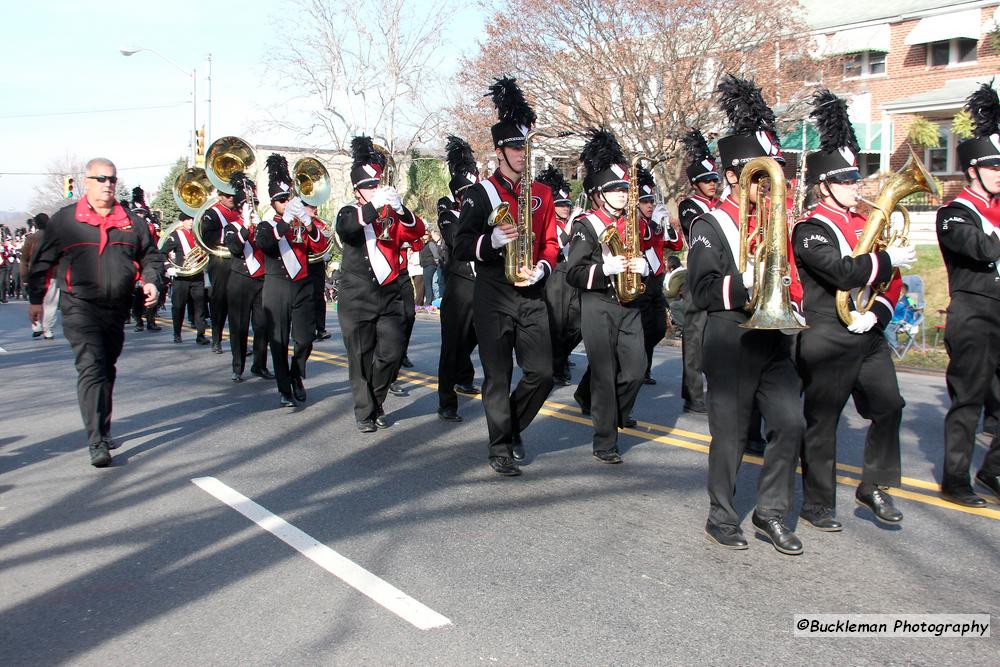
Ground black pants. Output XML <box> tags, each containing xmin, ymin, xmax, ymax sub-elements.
<box><xmin>207</xmin><ymin>257</ymin><xmax>231</xmax><ymax>346</ymax></box>
<box><xmin>580</xmin><ymin>293</ymin><xmax>646</xmax><ymax>452</ymax></box>
<box><xmin>797</xmin><ymin>318</ymin><xmax>903</xmax><ymax>514</ymax></box>
<box><xmin>0</xmin><ymin>266</ymin><xmax>9</xmax><ymax>301</ymax></box>
<box><xmin>400</xmin><ymin>271</ymin><xmax>416</xmax><ymax>357</ymax></box>
<box><xmin>228</xmin><ymin>272</ymin><xmax>268</xmax><ymax>375</ymax></box>
<box><xmin>263</xmin><ymin>276</ymin><xmax>316</xmax><ymax>397</ymax></box>
<box><xmin>544</xmin><ymin>263</ymin><xmax>581</xmax><ymax>380</ymax></box>
<box><xmin>702</xmin><ymin>314</ymin><xmax>803</xmax><ymax>528</ymax></box>
<box><xmin>337</xmin><ymin>275</ymin><xmax>406</xmax><ymax>421</ymax></box>
<box><xmin>438</xmin><ymin>274</ymin><xmax>478</xmax><ymax>411</ymax></box>
<box><xmin>943</xmin><ymin>292</ymin><xmax>1000</xmax><ymax>489</ymax></box>
<box><xmin>171</xmin><ymin>276</ymin><xmax>205</xmax><ymax>337</ymax></box>
<box><xmin>682</xmin><ymin>304</ymin><xmax>707</xmax><ymax>405</ymax></box>
<box><xmin>60</xmin><ymin>295</ymin><xmax>128</xmax><ymax>445</ymax></box>
<box><xmin>308</xmin><ymin>262</ymin><xmax>327</xmax><ymax>333</ymax></box>
<box><xmin>473</xmin><ymin>280</ymin><xmax>554</xmax><ymax>459</ymax></box>
<box><xmin>641</xmin><ymin>291</ymin><xmax>668</xmax><ymax>376</ymax></box>
<box><xmin>131</xmin><ymin>285</ymin><xmax>156</xmax><ymax>325</ymax></box>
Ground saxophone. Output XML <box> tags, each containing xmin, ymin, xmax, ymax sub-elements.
<box><xmin>599</xmin><ymin>154</ymin><xmax>661</xmax><ymax>302</ymax></box>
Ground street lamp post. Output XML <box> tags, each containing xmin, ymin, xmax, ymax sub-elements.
<box><xmin>120</xmin><ymin>46</ymin><xmax>199</xmax><ymax>165</ymax></box>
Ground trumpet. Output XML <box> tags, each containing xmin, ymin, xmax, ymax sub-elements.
<box><xmin>372</xmin><ymin>144</ymin><xmax>397</xmax><ymax>241</ymax></box>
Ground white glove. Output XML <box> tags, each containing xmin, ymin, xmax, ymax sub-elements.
<box><xmin>629</xmin><ymin>257</ymin><xmax>650</xmax><ymax>276</ymax></box>
<box><xmin>886</xmin><ymin>244</ymin><xmax>916</xmax><ymax>269</ymax></box>
<box><xmin>524</xmin><ymin>262</ymin><xmax>545</xmax><ymax>286</ymax></box>
<box><xmin>847</xmin><ymin>310</ymin><xmax>878</xmax><ymax>334</ymax></box>
<box><xmin>741</xmin><ymin>268</ymin><xmax>755</xmax><ymax>290</ymax></box>
<box><xmin>241</xmin><ymin>201</ymin><xmax>254</xmax><ymax>222</ymax></box>
<box><xmin>651</xmin><ymin>203</ymin><xmax>670</xmax><ymax>228</ymax></box>
<box><xmin>282</xmin><ymin>198</ymin><xmax>307</xmax><ymax>223</ymax></box>
<box><xmin>602</xmin><ymin>255</ymin><xmax>626</xmax><ymax>276</ymax></box>
<box><xmin>375</xmin><ymin>186</ymin><xmax>403</xmax><ymax>214</ymax></box>
<box><xmin>490</xmin><ymin>225</ymin><xmax>516</xmax><ymax>249</ymax></box>
<box><xmin>166</xmin><ymin>266</ymin><xmax>178</xmax><ymax>278</ymax></box>
<box><xmin>370</xmin><ymin>187</ymin><xmax>392</xmax><ymax>211</ymax></box>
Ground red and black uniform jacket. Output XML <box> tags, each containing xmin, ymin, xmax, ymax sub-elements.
<box><xmin>792</xmin><ymin>200</ymin><xmax>899</xmax><ymax>328</ymax></box>
<box><xmin>678</xmin><ymin>193</ymin><xmax>718</xmax><ymax>240</ymax></box>
<box><xmin>564</xmin><ymin>206</ymin><xmax>637</xmax><ymax>303</ymax></box>
<box><xmin>453</xmin><ymin>170</ymin><xmax>559</xmax><ymax>288</ymax></box>
<box><xmin>936</xmin><ymin>186</ymin><xmax>1000</xmax><ymax>301</ymax></box>
<box><xmin>160</xmin><ymin>227</ymin><xmax>205</xmax><ymax>279</ymax></box>
<box><xmin>200</xmin><ymin>203</ymin><xmax>236</xmax><ymax>249</ymax></box>
<box><xmin>307</xmin><ymin>217</ymin><xmax>332</xmax><ymax>266</ymax></box>
<box><xmin>335</xmin><ymin>202</ymin><xmax>425</xmax><ymax>286</ymax></box>
<box><xmin>223</xmin><ymin>218</ymin><xmax>266</xmax><ymax>279</ymax></box>
<box><xmin>27</xmin><ymin>197</ymin><xmax>163</xmax><ymax>306</ymax></box>
<box><xmin>641</xmin><ymin>215</ymin><xmax>683</xmax><ymax>278</ymax></box>
<box><xmin>256</xmin><ymin>215</ymin><xmax>330</xmax><ymax>282</ymax></box>
<box><xmin>439</xmin><ymin>203</ymin><xmax>475</xmax><ymax>281</ymax></box>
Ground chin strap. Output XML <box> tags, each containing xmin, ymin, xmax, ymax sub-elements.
<box><xmin>821</xmin><ymin>182</ymin><xmax>851</xmax><ymax>211</ymax></box>
<box><xmin>599</xmin><ymin>191</ymin><xmax>626</xmax><ymax>216</ymax></box>
<box><xmin>973</xmin><ymin>167</ymin><xmax>1000</xmax><ymax>198</ymax></box>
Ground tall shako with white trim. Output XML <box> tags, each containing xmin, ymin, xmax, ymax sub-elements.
<box><xmin>436</xmin><ymin>135</ymin><xmax>481</xmax><ymax>421</ymax></box>
<box><xmin>335</xmin><ymin>135</ymin><xmax>426</xmax><ymax>431</ymax></box>
<box><xmin>936</xmin><ymin>81</ymin><xmax>1000</xmax><ymax>507</ymax></box>
<box><xmin>793</xmin><ymin>88</ymin><xmax>909</xmax><ymax>529</ymax></box>
<box><xmin>563</xmin><ymin>127</ymin><xmax>647</xmax><ymax>463</ymax></box>
<box><xmin>687</xmin><ymin>74</ymin><xmax>806</xmax><ymax>555</ymax></box>
<box><xmin>452</xmin><ymin>75</ymin><xmax>559</xmax><ymax>476</ymax></box>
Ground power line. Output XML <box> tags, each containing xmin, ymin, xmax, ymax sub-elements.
<box><xmin>0</xmin><ymin>102</ymin><xmax>189</xmax><ymax>120</ymax></box>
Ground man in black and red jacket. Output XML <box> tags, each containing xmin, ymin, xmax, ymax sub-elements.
<box><xmin>256</xmin><ymin>157</ymin><xmax>329</xmax><ymax>407</ymax></box>
<box><xmin>453</xmin><ymin>77</ymin><xmax>558</xmax><ymax>476</ymax></box>
<box><xmin>336</xmin><ymin>136</ymin><xmax>425</xmax><ymax>431</ymax></box>
<box><xmin>27</xmin><ymin>157</ymin><xmax>163</xmax><ymax>467</ymax></box>
<box><xmin>223</xmin><ymin>174</ymin><xmax>271</xmax><ymax>383</ymax></box>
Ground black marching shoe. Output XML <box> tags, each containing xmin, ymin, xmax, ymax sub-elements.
<box><xmin>751</xmin><ymin>512</ymin><xmax>803</xmax><ymax>555</ymax></box>
<box><xmin>291</xmin><ymin>377</ymin><xmax>307</xmax><ymax>402</ymax></box>
<box><xmin>388</xmin><ymin>382</ymin><xmax>407</xmax><ymax>396</ymax></box>
<box><xmin>940</xmin><ymin>485</ymin><xmax>986</xmax><ymax>508</ymax></box>
<box><xmin>357</xmin><ymin>419</ymin><xmax>377</xmax><ymax>433</ymax></box>
<box><xmin>855</xmin><ymin>485</ymin><xmax>903</xmax><ymax>523</ymax></box>
<box><xmin>211</xmin><ymin>343</ymin><xmax>224</xmax><ymax>354</ymax></box>
<box><xmin>593</xmin><ymin>448</ymin><xmax>623</xmax><ymax>464</ymax></box>
<box><xmin>437</xmin><ymin>407</ymin><xmax>462</xmax><ymax>422</ymax></box>
<box><xmin>511</xmin><ymin>435</ymin><xmax>525</xmax><ymax>461</ymax></box>
<box><xmin>173</xmin><ymin>335</ymin><xmax>183</xmax><ymax>343</ymax></box>
<box><xmin>799</xmin><ymin>508</ymin><xmax>843</xmax><ymax>532</ymax></box>
<box><xmin>489</xmin><ymin>456</ymin><xmax>521</xmax><ymax>476</ymax></box>
<box><xmin>251</xmin><ymin>367</ymin><xmax>275</xmax><ymax>380</ymax></box>
<box><xmin>134</xmin><ymin>322</ymin><xmax>144</xmax><ymax>332</ymax></box>
<box><xmin>623</xmin><ymin>416</ymin><xmax>638</xmax><ymax>428</ymax></box>
<box><xmin>553</xmin><ymin>375</ymin><xmax>572</xmax><ymax>387</ymax></box>
<box><xmin>374</xmin><ymin>408</ymin><xmax>390</xmax><ymax>429</ymax></box>
<box><xmin>146</xmin><ymin>323</ymin><xmax>162</xmax><ymax>331</ymax></box>
<box><xmin>745</xmin><ymin>438</ymin><xmax>767</xmax><ymax>456</ymax></box>
<box><xmin>279</xmin><ymin>393</ymin><xmax>296</xmax><ymax>408</ymax></box>
<box><xmin>975</xmin><ymin>471</ymin><xmax>1000</xmax><ymax>501</ymax></box>
<box><xmin>704</xmin><ymin>522</ymin><xmax>749</xmax><ymax>550</ymax></box>
<box><xmin>232</xmin><ymin>372</ymin><xmax>243</xmax><ymax>383</ymax></box>
<box><xmin>683</xmin><ymin>401</ymin><xmax>707</xmax><ymax>415</ymax></box>
<box><xmin>89</xmin><ymin>441</ymin><xmax>112</xmax><ymax>468</ymax></box>
<box><xmin>315</xmin><ymin>329</ymin><xmax>332</xmax><ymax>341</ymax></box>
<box><xmin>400</xmin><ymin>356</ymin><xmax>414</xmax><ymax>368</ymax></box>
<box><xmin>196</xmin><ymin>334</ymin><xmax>210</xmax><ymax>345</ymax></box>
<box><xmin>32</xmin><ymin>331</ymin><xmax>43</xmax><ymax>338</ymax></box>
<box><xmin>642</xmin><ymin>373</ymin><xmax>656</xmax><ymax>385</ymax></box>
<box><xmin>454</xmin><ymin>383</ymin><xmax>480</xmax><ymax>395</ymax></box>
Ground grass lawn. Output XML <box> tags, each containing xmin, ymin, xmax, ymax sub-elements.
<box><xmin>893</xmin><ymin>244</ymin><xmax>949</xmax><ymax>370</ymax></box>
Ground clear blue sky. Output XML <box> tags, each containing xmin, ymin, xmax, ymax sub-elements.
<box><xmin>0</xmin><ymin>0</ymin><xmax>487</xmax><ymax>212</ymax></box>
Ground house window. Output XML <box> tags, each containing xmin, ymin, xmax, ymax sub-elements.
<box><xmin>928</xmin><ymin>38</ymin><xmax>978</xmax><ymax>67</ymax></box>
<box><xmin>859</xmin><ymin>153</ymin><xmax>881</xmax><ymax>178</ymax></box>
<box><xmin>925</xmin><ymin>123</ymin><xmax>958</xmax><ymax>175</ymax></box>
<box><xmin>843</xmin><ymin>51</ymin><xmax>887</xmax><ymax>79</ymax></box>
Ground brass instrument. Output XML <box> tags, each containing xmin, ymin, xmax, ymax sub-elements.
<box><xmin>204</xmin><ymin>136</ymin><xmax>257</xmax><ymax>194</ymax></box>
<box><xmin>487</xmin><ymin>130</ymin><xmax>571</xmax><ymax>284</ymax></box>
<box><xmin>737</xmin><ymin>156</ymin><xmax>807</xmax><ymax>331</ymax></box>
<box><xmin>835</xmin><ymin>146</ymin><xmax>937</xmax><ymax>325</ymax></box>
<box><xmin>292</xmin><ymin>156</ymin><xmax>334</xmax><ymax>263</ymax></box>
<box><xmin>373</xmin><ymin>144</ymin><xmax>398</xmax><ymax>241</ymax></box>
<box><xmin>172</xmin><ymin>167</ymin><xmax>214</xmax><ymax>217</ymax></box>
<box><xmin>158</xmin><ymin>220</ymin><xmax>209</xmax><ymax>276</ymax></box>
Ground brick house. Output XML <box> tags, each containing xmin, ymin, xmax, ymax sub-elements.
<box><xmin>795</xmin><ymin>0</ymin><xmax>1000</xmax><ymax>201</ymax></box>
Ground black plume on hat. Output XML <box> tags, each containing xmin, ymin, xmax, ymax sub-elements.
<box><xmin>580</xmin><ymin>128</ymin><xmax>629</xmax><ymax>192</ymax></box>
<box><xmin>683</xmin><ymin>129</ymin><xmax>714</xmax><ymax>164</ymax></box>
<box><xmin>636</xmin><ymin>166</ymin><xmax>656</xmax><ymax>200</ymax></box>
<box><xmin>445</xmin><ymin>135</ymin><xmax>476</xmax><ymax>176</ymax></box>
<box><xmin>811</xmin><ymin>89</ymin><xmax>859</xmax><ymax>154</ymax></box>
<box><xmin>535</xmin><ymin>165</ymin><xmax>572</xmax><ymax>204</ymax></box>
<box><xmin>131</xmin><ymin>186</ymin><xmax>147</xmax><ymax>209</ymax></box>
<box><xmin>351</xmin><ymin>135</ymin><xmax>385</xmax><ymax>170</ymax></box>
<box><xmin>264</xmin><ymin>153</ymin><xmax>292</xmax><ymax>200</ymax></box>
<box><xmin>717</xmin><ymin>75</ymin><xmax>777</xmax><ymax>136</ymax></box>
<box><xmin>966</xmin><ymin>81</ymin><xmax>1000</xmax><ymax>139</ymax></box>
<box><xmin>486</xmin><ymin>76</ymin><xmax>536</xmax><ymax>128</ymax></box>
<box><xmin>228</xmin><ymin>170</ymin><xmax>256</xmax><ymax>206</ymax></box>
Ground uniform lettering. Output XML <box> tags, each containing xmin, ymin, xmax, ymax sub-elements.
<box><xmin>802</xmin><ymin>233</ymin><xmax>828</xmax><ymax>248</ymax></box>
<box><xmin>691</xmin><ymin>234</ymin><xmax>711</xmax><ymax>249</ymax></box>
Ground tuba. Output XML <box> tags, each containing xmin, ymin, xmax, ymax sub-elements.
<box><xmin>192</xmin><ymin>136</ymin><xmax>258</xmax><ymax>258</ymax></box>
<box><xmin>835</xmin><ymin>146</ymin><xmax>937</xmax><ymax>326</ymax></box>
<box><xmin>487</xmin><ymin>130</ymin><xmax>571</xmax><ymax>284</ymax></box>
<box><xmin>158</xmin><ymin>220</ymin><xmax>208</xmax><ymax>276</ymax></box>
<box><xmin>172</xmin><ymin>167</ymin><xmax>214</xmax><ymax>217</ymax></box>
<box><xmin>293</xmin><ymin>156</ymin><xmax>335</xmax><ymax>264</ymax></box>
<box><xmin>737</xmin><ymin>156</ymin><xmax>807</xmax><ymax>331</ymax></box>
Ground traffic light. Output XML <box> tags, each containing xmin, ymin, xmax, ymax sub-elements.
<box><xmin>64</xmin><ymin>176</ymin><xmax>74</xmax><ymax>199</ymax></box>
<box><xmin>195</xmin><ymin>127</ymin><xmax>206</xmax><ymax>167</ymax></box>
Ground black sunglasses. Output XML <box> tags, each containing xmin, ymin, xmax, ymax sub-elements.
<box><xmin>87</xmin><ymin>175</ymin><xmax>118</xmax><ymax>184</ymax></box>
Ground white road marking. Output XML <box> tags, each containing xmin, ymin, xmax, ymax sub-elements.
<box><xmin>190</xmin><ymin>476</ymin><xmax>452</xmax><ymax>630</ymax></box>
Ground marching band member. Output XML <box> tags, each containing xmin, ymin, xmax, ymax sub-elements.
<box><xmin>336</xmin><ymin>136</ymin><xmax>425</xmax><ymax>432</ymax></box>
<box><xmin>200</xmin><ymin>186</ymin><xmax>237</xmax><ymax>354</ymax></box>
<box><xmin>538</xmin><ymin>165</ymin><xmax>581</xmax><ymax>388</ymax></box>
<box><xmin>677</xmin><ymin>130</ymin><xmax>719</xmax><ymax>414</ymax></box>
<box><xmin>687</xmin><ymin>75</ymin><xmax>804</xmax><ymax>555</ymax></box>
<box><xmin>437</xmin><ymin>136</ymin><xmax>481</xmax><ymax>422</ymax></box>
<box><xmin>453</xmin><ymin>76</ymin><xmax>558</xmax><ymax>476</ymax></box>
<box><xmin>130</xmin><ymin>187</ymin><xmax>162</xmax><ymax>332</ymax></box>
<box><xmin>160</xmin><ymin>212</ymin><xmax>209</xmax><ymax>345</ymax></box>
<box><xmin>793</xmin><ymin>90</ymin><xmax>913</xmax><ymax>529</ymax></box>
<box><xmin>937</xmin><ymin>83</ymin><xmax>1000</xmax><ymax>507</ymax></box>
<box><xmin>256</xmin><ymin>157</ymin><xmax>329</xmax><ymax>407</ymax></box>
<box><xmin>223</xmin><ymin>168</ymin><xmax>271</xmax><ymax>383</ymax></box>
<box><xmin>304</xmin><ymin>201</ymin><xmax>333</xmax><ymax>341</ymax></box>
<box><xmin>564</xmin><ymin>128</ymin><xmax>648</xmax><ymax>464</ymax></box>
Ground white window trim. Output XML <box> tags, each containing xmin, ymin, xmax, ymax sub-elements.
<box><xmin>924</xmin><ymin>123</ymin><xmax>961</xmax><ymax>176</ymax></box>
<box><xmin>842</xmin><ymin>51</ymin><xmax>888</xmax><ymax>80</ymax></box>
<box><xmin>926</xmin><ymin>37</ymin><xmax>978</xmax><ymax>68</ymax></box>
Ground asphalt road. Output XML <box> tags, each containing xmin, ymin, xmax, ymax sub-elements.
<box><xmin>0</xmin><ymin>299</ymin><xmax>997</xmax><ymax>665</ymax></box>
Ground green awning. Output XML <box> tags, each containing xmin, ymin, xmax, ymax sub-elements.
<box><xmin>782</xmin><ymin>122</ymin><xmax>885</xmax><ymax>152</ymax></box>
